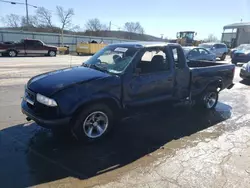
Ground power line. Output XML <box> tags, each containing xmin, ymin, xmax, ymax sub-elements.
<box><xmin>0</xmin><ymin>0</ymin><xmax>37</xmax><ymax>8</ymax></box>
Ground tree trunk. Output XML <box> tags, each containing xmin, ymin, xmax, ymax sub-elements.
<box><xmin>61</xmin><ymin>29</ymin><xmax>64</xmax><ymax>46</ymax></box>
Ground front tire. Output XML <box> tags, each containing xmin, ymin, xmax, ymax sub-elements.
<box><xmin>220</xmin><ymin>53</ymin><xmax>226</xmax><ymax>61</ymax></box>
<box><xmin>71</xmin><ymin>104</ymin><xmax>114</xmax><ymax>142</ymax></box>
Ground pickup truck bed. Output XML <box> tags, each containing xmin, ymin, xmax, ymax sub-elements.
<box><xmin>187</xmin><ymin>60</ymin><xmax>235</xmax><ymax>96</ymax></box>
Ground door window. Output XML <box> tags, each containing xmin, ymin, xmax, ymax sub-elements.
<box><xmin>137</xmin><ymin>47</ymin><xmax>170</xmax><ymax>74</ymax></box>
<box><xmin>33</xmin><ymin>41</ymin><xmax>43</xmax><ymax>47</ymax></box>
<box><xmin>25</xmin><ymin>40</ymin><xmax>35</xmax><ymax>47</ymax></box>
<box><xmin>198</xmin><ymin>48</ymin><xmax>209</xmax><ymax>55</ymax></box>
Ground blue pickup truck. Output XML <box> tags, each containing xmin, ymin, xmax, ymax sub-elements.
<box><xmin>21</xmin><ymin>42</ymin><xmax>235</xmax><ymax>142</ymax></box>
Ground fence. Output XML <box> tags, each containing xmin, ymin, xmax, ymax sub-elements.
<box><xmin>0</xmin><ymin>30</ymin><xmax>138</xmax><ymax>52</ymax></box>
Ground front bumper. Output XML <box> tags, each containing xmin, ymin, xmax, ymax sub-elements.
<box><xmin>21</xmin><ymin>100</ymin><xmax>71</xmax><ymax>129</ymax></box>
<box><xmin>240</xmin><ymin>69</ymin><xmax>250</xmax><ymax>80</ymax></box>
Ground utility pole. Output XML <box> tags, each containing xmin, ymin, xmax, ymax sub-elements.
<box><xmin>109</xmin><ymin>21</ymin><xmax>111</xmax><ymax>31</ymax></box>
<box><xmin>25</xmin><ymin>0</ymin><xmax>29</xmax><ymax>25</ymax></box>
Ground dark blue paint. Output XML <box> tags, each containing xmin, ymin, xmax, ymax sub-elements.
<box><xmin>232</xmin><ymin>50</ymin><xmax>250</xmax><ymax>64</ymax></box>
<box><xmin>21</xmin><ymin>42</ymin><xmax>235</xmax><ymax>129</ymax></box>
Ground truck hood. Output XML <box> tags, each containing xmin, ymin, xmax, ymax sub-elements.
<box><xmin>27</xmin><ymin>66</ymin><xmax>110</xmax><ymax>96</ymax></box>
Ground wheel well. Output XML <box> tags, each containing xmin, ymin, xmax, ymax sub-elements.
<box><xmin>206</xmin><ymin>80</ymin><xmax>222</xmax><ymax>91</ymax></box>
<box><xmin>8</xmin><ymin>49</ymin><xmax>17</xmax><ymax>52</ymax></box>
<box><xmin>72</xmin><ymin>98</ymin><xmax>121</xmax><ymax>121</ymax></box>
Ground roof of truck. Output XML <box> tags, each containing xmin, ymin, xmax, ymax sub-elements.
<box><xmin>109</xmin><ymin>41</ymin><xmax>179</xmax><ymax>48</ymax></box>
<box><xmin>223</xmin><ymin>22</ymin><xmax>250</xmax><ymax>29</ymax></box>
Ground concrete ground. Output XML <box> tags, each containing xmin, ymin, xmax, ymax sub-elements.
<box><xmin>0</xmin><ymin>55</ymin><xmax>250</xmax><ymax>188</ymax></box>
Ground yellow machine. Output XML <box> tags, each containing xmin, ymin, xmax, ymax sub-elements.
<box><xmin>76</xmin><ymin>42</ymin><xmax>107</xmax><ymax>55</ymax></box>
<box><xmin>171</xmin><ymin>31</ymin><xmax>201</xmax><ymax>46</ymax></box>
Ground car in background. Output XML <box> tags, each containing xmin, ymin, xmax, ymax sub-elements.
<box><xmin>182</xmin><ymin>46</ymin><xmax>216</xmax><ymax>62</ymax></box>
<box><xmin>0</xmin><ymin>39</ymin><xmax>58</xmax><ymax>57</ymax></box>
<box><xmin>198</xmin><ymin>42</ymin><xmax>228</xmax><ymax>60</ymax></box>
<box><xmin>231</xmin><ymin>45</ymin><xmax>250</xmax><ymax>65</ymax></box>
<box><xmin>230</xmin><ymin>44</ymin><xmax>250</xmax><ymax>58</ymax></box>
<box><xmin>240</xmin><ymin>61</ymin><xmax>250</xmax><ymax>80</ymax></box>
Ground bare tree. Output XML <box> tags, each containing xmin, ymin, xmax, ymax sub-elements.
<box><xmin>21</xmin><ymin>15</ymin><xmax>39</xmax><ymax>28</ymax></box>
<box><xmin>124</xmin><ymin>22</ymin><xmax>144</xmax><ymax>34</ymax></box>
<box><xmin>36</xmin><ymin>7</ymin><xmax>53</xmax><ymax>27</ymax></box>
<box><xmin>1</xmin><ymin>14</ymin><xmax>21</xmax><ymax>27</ymax></box>
<box><xmin>204</xmin><ymin>34</ymin><xmax>219</xmax><ymax>42</ymax></box>
<box><xmin>56</xmin><ymin>6</ymin><xmax>74</xmax><ymax>45</ymax></box>
<box><xmin>85</xmin><ymin>18</ymin><xmax>108</xmax><ymax>31</ymax></box>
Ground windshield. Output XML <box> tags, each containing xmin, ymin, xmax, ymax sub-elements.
<box><xmin>198</xmin><ymin>44</ymin><xmax>213</xmax><ymax>49</ymax></box>
<box><xmin>179</xmin><ymin>32</ymin><xmax>194</xmax><ymax>39</ymax></box>
<box><xmin>84</xmin><ymin>46</ymin><xmax>139</xmax><ymax>73</ymax></box>
<box><xmin>238</xmin><ymin>44</ymin><xmax>250</xmax><ymax>51</ymax></box>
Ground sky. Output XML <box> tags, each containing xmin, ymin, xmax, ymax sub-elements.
<box><xmin>0</xmin><ymin>0</ymin><xmax>250</xmax><ymax>40</ymax></box>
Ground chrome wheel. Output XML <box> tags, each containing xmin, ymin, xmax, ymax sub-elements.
<box><xmin>203</xmin><ymin>92</ymin><xmax>217</xmax><ymax>109</ymax></box>
<box><xmin>49</xmin><ymin>51</ymin><xmax>56</xmax><ymax>56</ymax></box>
<box><xmin>83</xmin><ymin>111</ymin><xmax>109</xmax><ymax>138</ymax></box>
<box><xmin>9</xmin><ymin>50</ymin><xmax>16</xmax><ymax>57</ymax></box>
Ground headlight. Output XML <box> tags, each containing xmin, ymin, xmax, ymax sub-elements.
<box><xmin>36</xmin><ymin>93</ymin><xmax>57</xmax><ymax>107</ymax></box>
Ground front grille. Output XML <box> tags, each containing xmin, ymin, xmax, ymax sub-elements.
<box><xmin>25</xmin><ymin>88</ymin><xmax>36</xmax><ymax>106</ymax></box>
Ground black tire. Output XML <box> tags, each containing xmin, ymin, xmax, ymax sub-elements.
<box><xmin>220</xmin><ymin>53</ymin><xmax>226</xmax><ymax>61</ymax></box>
<box><xmin>71</xmin><ymin>103</ymin><xmax>115</xmax><ymax>142</ymax></box>
<box><xmin>232</xmin><ymin>61</ymin><xmax>237</xmax><ymax>65</ymax></box>
<box><xmin>8</xmin><ymin>50</ymin><xmax>17</xmax><ymax>57</ymax></box>
<box><xmin>77</xmin><ymin>52</ymin><xmax>80</xmax><ymax>55</ymax></box>
<box><xmin>48</xmin><ymin>50</ymin><xmax>56</xmax><ymax>57</ymax></box>
<box><xmin>195</xmin><ymin>89</ymin><xmax>218</xmax><ymax>110</ymax></box>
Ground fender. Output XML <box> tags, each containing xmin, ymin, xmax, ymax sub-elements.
<box><xmin>192</xmin><ymin>76</ymin><xmax>223</xmax><ymax>96</ymax></box>
<box><xmin>71</xmin><ymin>92</ymin><xmax>122</xmax><ymax>116</ymax></box>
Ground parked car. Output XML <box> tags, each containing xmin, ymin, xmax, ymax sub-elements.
<box><xmin>230</xmin><ymin>44</ymin><xmax>250</xmax><ymax>58</ymax></box>
<box><xmin>182</xmin><ymin>46</ymin><xmax>216</xmax><ymax>62</ymax></box>
<box><xmin>231</xmin><ymin>45</ymin><xmax>250</xmax><ymax>65</ymax></box>
<box><xmin>0</xmin><ymin>39</ymin><xmax>58</xmax><ymax>57</ymax></box>
<box><xmin>198</xmin><ymin>42</ymin><xmax>228</xmax><ymax>60</ymax></box>
<box><xmin>21</xmin><ymin>42</ymin><xmax>235</xmax><ymax>142</ymax></box>
<box><xmin>240</xmin><ymin>61</ymin><xmax>250</xmax><ymax>80</ymax></box>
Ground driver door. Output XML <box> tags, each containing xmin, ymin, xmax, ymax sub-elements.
<box><xmin>123</xmin><ymin>47</ymin><xmax>174</xmax><ymax>107</ymax></box>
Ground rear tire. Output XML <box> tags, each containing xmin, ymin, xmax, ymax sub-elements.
<box><xmin>220</xmin><ymin>53</ymin><xmax>226</xmax><ymax>61</ymax></box>
<box><xmin>8</xmin><ymin>50</ymin><xmax>17</xmax><ymax>57</ymax></box>
<box><xmin>195</xmin><ymin>89</ymin><xmax>218</xmax><ymax>110</ymax></box>
<box><xmin>232</xmin><ymin>61</ymin><xmax>237</xmax><ymax>65</ymax></box>
<box><xmin>71</xmin><ymin>104</ymin><xmax>115</xmax><ymax>143</ymax></box>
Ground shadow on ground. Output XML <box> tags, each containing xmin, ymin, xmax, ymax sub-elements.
<box><xmin>0</xmin><ymin>102</ymin><xmax>232</xmax><ymax>188</ymax></box>
<box><xmin>240</xmin><ymin>79</ymin><xmax>250</xmax><ymax>86</ymax></box>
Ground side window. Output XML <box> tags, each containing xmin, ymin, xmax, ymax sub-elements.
<box><xmin>172</xmin><ymin>48</ymin><xmax>178</xmax><ymax>62</ymax></box>
<box><xmin>189</xmin><ymin>49</ymin><xmax>199</xmax><ymax>57</ymax></box>
<box><xmin>33</xmin><ymin>41</ymin><xmax>43</xmax><ymax>46</ymax></box>
<box><xmin>198</xmin><ymin>48</ymin><xmax>209</xmax><ymax>55</ymax></box>
<box><xmin>25</xmin><ymin>40</ymin><xmax>35</xmax><ymax>46</ymax></box>
<box><xmin>214</xmin><ymin>44</ymin><xmax>219</xmax><ymax>49</ymax></box>
<box><xmin>137</xmin><ymin>48</ymin><xmax>169</xmax><ymax>74</ymax></box>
